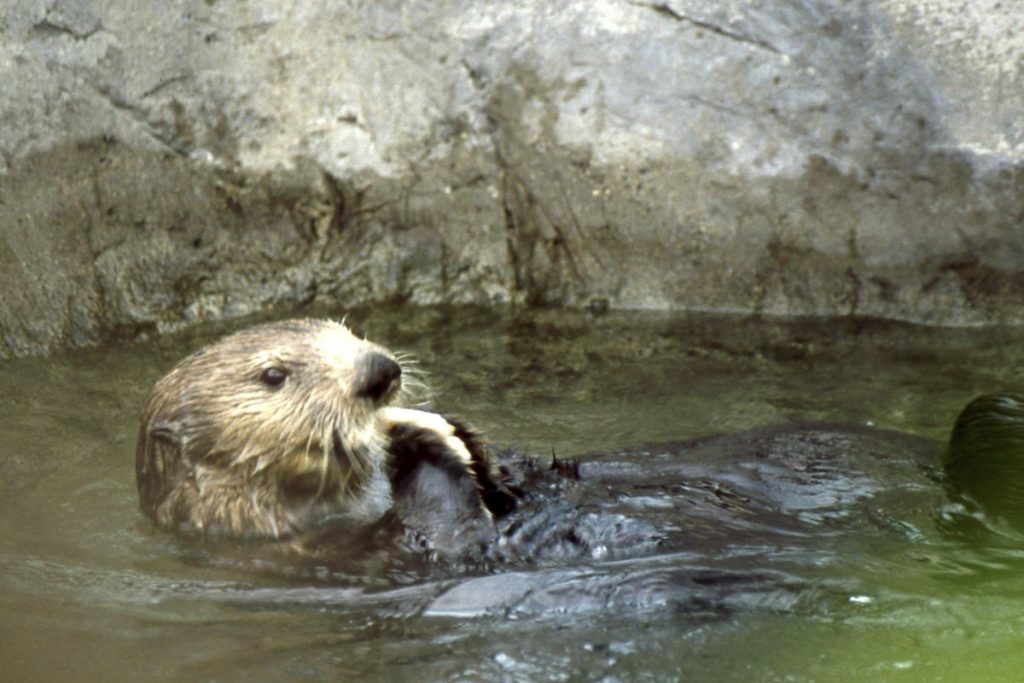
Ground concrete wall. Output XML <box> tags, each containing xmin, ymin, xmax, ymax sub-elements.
<box><xmin>2</xmin><ymin>0</ymin><xmax>1023</xmax><ymax>358</ymax></box>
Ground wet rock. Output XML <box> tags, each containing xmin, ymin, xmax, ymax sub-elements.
<box><xmin>2</xmin><ymin>0</ymin><xmax>1023</xmax><ymax>358</ymax></box>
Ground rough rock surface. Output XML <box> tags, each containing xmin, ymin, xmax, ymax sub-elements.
<box><xmin>2</xmin><ymin>0</ymin><xmax>1023</xmax><ymax>358</ymax></box>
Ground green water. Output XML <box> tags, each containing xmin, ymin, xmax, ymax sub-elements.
<box><xmin>3</xmin><ymin>305</ymin><xmax>1024</xmax><ymax>682</ymax></box>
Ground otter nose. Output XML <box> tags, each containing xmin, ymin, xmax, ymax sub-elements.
<box><xmin>355</xmin><ymin>352</ymin><xmax>401</xmax><ymax>402</ymax></box>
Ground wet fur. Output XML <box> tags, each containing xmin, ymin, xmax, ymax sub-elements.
<box><xmin>136</xmin><ymin>317</ymin><xmax>530</xmax><ymax>561</ymax></box>
<box><xmin>137</xmin><ymin>319</ymin><xmax>399</xmax><ymax>538</ymax></box>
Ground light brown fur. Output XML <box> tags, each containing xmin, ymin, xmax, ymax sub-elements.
<box><xmin>136</xmin><ymin>319</ymin><xmax>408</xmax><ymax>538</ymax></box>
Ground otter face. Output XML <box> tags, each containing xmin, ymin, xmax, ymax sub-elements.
<box><xmin>136</xmin><ymin>319</ymin><xmax>404</xmax><ymax>538</ymax></box>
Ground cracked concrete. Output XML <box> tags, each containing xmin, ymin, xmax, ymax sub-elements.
<box><xmin>640</xmin><ymin>1</ymin><xmax>783</xmax><ymax>55</ymax></box>
<box><xmin>2</xmin><ymin>0</ymin><xmax>1024</xmax><ymax>358</ymax></box>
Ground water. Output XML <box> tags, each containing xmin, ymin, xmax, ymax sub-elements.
<box><xmin>3</xmin><ymin>305</ymin><xmax>1024</xmax><ymax>681</ymax></box>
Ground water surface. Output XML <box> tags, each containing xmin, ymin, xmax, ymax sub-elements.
<box><xmin>3</xmin><ymin>305</ymin><xmax>1024</xmax><ymax>681</ymax></box>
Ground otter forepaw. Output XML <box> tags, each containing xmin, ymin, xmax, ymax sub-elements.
<box><xmin>380</xmin><ymin>407</ymin><xmax>518</xmax><ymax>520</ymax></box>
<box><xmin>380</xmin><ymin>408</ymin><xmax>475</xmax><ymax>464</ymax></box>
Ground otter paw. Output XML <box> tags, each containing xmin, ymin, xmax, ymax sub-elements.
<box><xmin>380</xmin><ymin>407</ymin><xmax>518</xmax><ymax>520</ymax></box>
<box><xmin>380</xmin><ymin>408</ymin><xmax>475</xmax><ymax>464</ymax></box>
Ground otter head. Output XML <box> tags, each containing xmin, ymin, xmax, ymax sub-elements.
<box><xmin>136</xmin><ymin>319</ymin><xmax>403</xmax><ymax>538</ymax></box>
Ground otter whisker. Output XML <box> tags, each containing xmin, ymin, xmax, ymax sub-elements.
<box><xmin>397</xmin><ymin>370</ymin><xmax>432</xmax><ymax>407</ymax></box>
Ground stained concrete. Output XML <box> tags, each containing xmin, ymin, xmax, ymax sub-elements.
<box><xmin>2</xmin><ymin>0</ymin><xmax>1023</xmax><ymax>358</ymax></box>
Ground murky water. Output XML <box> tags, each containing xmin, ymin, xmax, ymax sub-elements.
<box><xmin>4</xmin><ymin>305</ymin><xmax>1024</xmax><ymax>682</ymax></box>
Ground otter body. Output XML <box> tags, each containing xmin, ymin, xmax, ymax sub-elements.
<box><xmin>136</xmin><ymin>318</ymin><xmax>1021</xmax><ymax>570</ymax></box>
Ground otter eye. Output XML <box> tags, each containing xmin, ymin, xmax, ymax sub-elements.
<box><xmin>259</xmin><ymin>367</ymin><xmax>288</xmax><ymax>388</ymax></box>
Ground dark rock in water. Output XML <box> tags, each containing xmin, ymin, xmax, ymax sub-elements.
<box><xmin>946</xmin><ymin>393</ymin><xmax>1024</xmax><ymax>531</ymax></box>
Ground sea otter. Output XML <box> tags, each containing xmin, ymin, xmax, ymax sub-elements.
<box><xmin>136</xmin><ymin>318</ymin><xmax>523</xmax><ymax>559</ymax></box>
<box><xmin>136</xmin><ymin>317</ymin><xmax>1023</xmax><ymax>567</ymax></box>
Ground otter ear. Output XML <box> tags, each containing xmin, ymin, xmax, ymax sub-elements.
<box><xmin>137</xmin><ymin>419</ymin><xmax>188</xmax><ymax>514</ymax></box>
<box><xmin>150</xmin><ymin>420</ymin><xmax>182</xmax><ymax>449</ymax></box>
